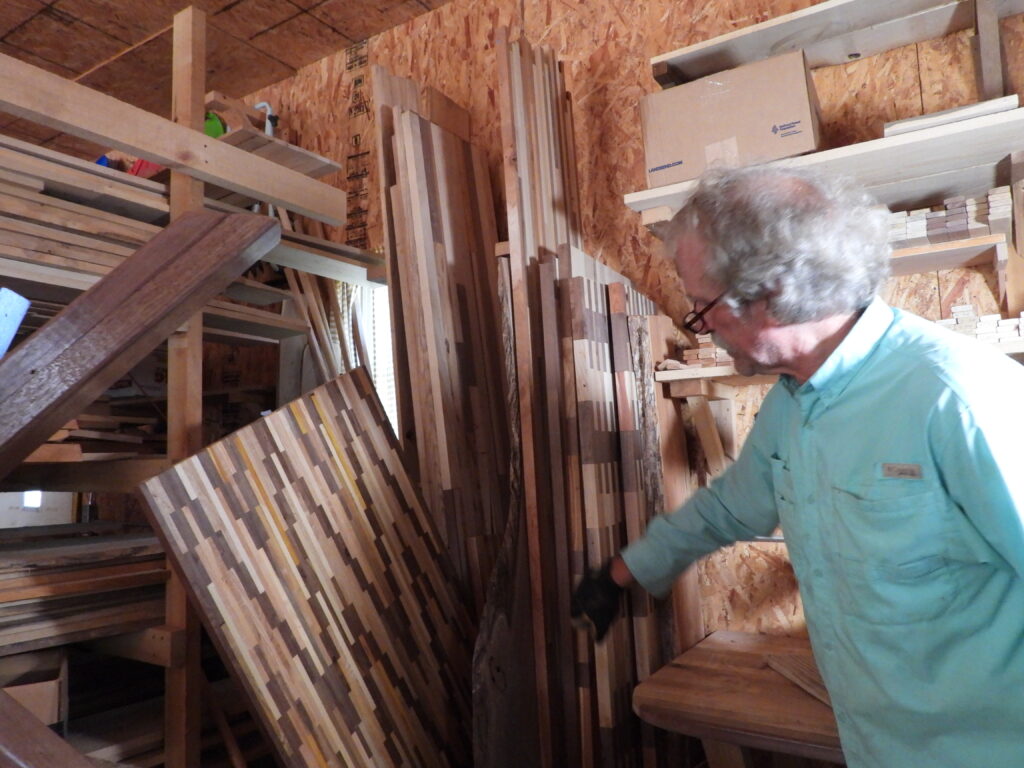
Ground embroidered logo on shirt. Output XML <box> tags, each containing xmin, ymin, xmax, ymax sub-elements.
<box><xmin>882</xmin><ymin>463</ymin><xmax>923</xmax><ymax>479</ymax></box>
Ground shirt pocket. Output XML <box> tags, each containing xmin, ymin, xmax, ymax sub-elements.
<box><xmin>828</xmin><ymin>485</ymin><xmax>955</xmax><ymax>625</ymax></box>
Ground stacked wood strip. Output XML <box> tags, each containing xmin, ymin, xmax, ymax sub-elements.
<box><xmin>494</xmin><ymin>29</ymin><xmax>675</xmax><ymax>768</ymax></box>
<box><xmin>0</xmin><ymin>525</ymin><xmax>166</xmax><ymax>657</ymax></box>
<box><xmin>376</xmin><ymin>66</ymin><xmax>509</xmax><ymax>615</ymax></box>
<box><xmin>0</xmin><ymin>209</ymin><xmax>280</xmax><ymax>480</ymax></box>
<box><xmin>140</xmin><ymin>367</ymin><xmax>473</xmax><ymax>768</ymax></box>
<box><xmin>23</xmin><ymin>414</ymin><xmax>163</xmax><ymax>464</ymax></box>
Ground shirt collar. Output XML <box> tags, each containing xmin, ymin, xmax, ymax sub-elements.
<box><xmin>782</xmin><ymin>297</ymin><xmax>895</xmax><ymax>404</ymax></box>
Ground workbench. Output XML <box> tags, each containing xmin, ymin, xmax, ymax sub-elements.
<box><xmin>633</xmin><ymin>631</ymin><xmax>844</xmax><ymax>766</ymax></box>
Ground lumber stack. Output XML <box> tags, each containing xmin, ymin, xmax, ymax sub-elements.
<box><xmin>0</xmin><ymin>209</ymin><xmax>281</xmax><ymax>480</ymax></box>
<box><xmin>375</xmin><ymin>66</ymin><xmax>509</xmax><ymax>614</ymax></box>
<box><xmin>139</xmin><ymin>367</ymin><xmax>473</xmax><ymax>768</ymax></box>
<box><xmin>0</xmin><ymin>523</ymin><xmax>166</xmax><ymax>657</ymax></box>
<box><xmin>490</xmin><ymin>29</ymin><xmax>673</xmax><ymax>768</ymax></box>
<box><xmin>24</xmin><ymin>414</ymin><xmax>162</xmax><ymax>464</ymax></box>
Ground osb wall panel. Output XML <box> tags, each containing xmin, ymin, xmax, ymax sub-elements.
<box><xmin>810</xmin><ymin>44</ymin><xmax>921</xmax><ymax>148</ymax></box>
<box><xmin>243</xmin><ymin>1</ymin><xmax>1023</xmax><ymax>637</ymax></box>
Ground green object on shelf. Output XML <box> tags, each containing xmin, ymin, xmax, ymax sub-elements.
<box><xmin>204</xmin><ymin>111</ymin><xmax>226</xmax><ymax>138</ymax></box>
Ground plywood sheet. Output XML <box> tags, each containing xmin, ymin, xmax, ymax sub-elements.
<box><xmin>811</xmin><ymin>43</ymin><xmax>922</xmax><ymax>148</ymax></box>
<box><xmin>140</xmin><ymin>368</ymin><xmax>473</xmax><ymax>768</ymax></box>
<box><xmin>917</xmin><ymin>28</ymin><xmax>978</xmax><ymax>114</ymax></box>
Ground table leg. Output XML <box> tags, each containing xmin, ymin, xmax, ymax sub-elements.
<box><xmin>703</xmin><ymin>739</ymin><xmax>756</xmax><ymax>768</ymax></box>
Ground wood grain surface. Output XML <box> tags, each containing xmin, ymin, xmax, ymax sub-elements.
<box><xmin>140</xmin><ymin>367</ymin><xmax>473</xmax><ymax>768</ymax></box>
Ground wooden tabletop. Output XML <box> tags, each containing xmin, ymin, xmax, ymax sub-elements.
<box><xmin>633</xmin><ymin>631</ymin><xmax>844</xmax><ymax>763</ymax></box>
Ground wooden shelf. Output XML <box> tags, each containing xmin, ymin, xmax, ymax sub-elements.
<box><xmin>655</xmin><ymin>367</ymin><xmax>778</xmax><ymax>387</ymax></box>
<box><xmin>651</xmin><ymin>0</ymin><xmax>1024</xmax><ymax>87</ymax></box>
<box><xmin>890</xmin><ymin>233</ymin><xmax>1008</xmax><ymax>276</ymax></box>
<box><xmin>625</xmin><ymin>108</ymin><xmax>1024</xmax><ymax>222</ymax></box>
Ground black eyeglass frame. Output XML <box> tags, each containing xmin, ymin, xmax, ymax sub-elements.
<box><xmin>682</xmin><ymin>290</ymin><xmax>728</xmax><ymax>334</ymax></box>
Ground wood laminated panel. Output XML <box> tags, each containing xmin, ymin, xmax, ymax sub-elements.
<box><xmin>565</xmin><ymin>261</ymin><xmax>655</xmax><ymax>768</ymax></box>
<box><xmin>0</xmin><ymin>209</ymin><xmax>279</xmax><ymax>480</ymax></box>
<box><xmin>471</xmin><ymin>253</ymin><xmax>542</xmax><ymax>768</ymax></box>
<box><xmin>388</xmin><ymin>98</ymin><xmax>508</xmax><ymax>615</ymax></box>
<box><xmin>139</xmin><ymin>367</ymin><xmax>473</xmax><ymax>768</ymax></box>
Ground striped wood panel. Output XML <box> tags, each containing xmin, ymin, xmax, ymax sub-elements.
<box><xmin>140</xmin><ymin>367</ymin><xmax>472</xmax><ymax>768</ymax></box>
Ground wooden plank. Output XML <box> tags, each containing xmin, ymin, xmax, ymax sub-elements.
<box><xmin>536</xmin><ymin>256</ymin><xmax>578</xmax><ymax>767</ymax></box>
<box><xmin>607</xmin><ymin>283</ymin><xmax>659</xmax><ymax>768</ymax></box>
<box><xmin>0</xmin><ymin>209</ymin><xmax>279</xmax><ymax>480</ymax></box>
<box><xmin>1008</xmin><ymin>152</ymin><xmax>1024</xmax><ymax>316</ymax></box>
<box><xmin>883</xmin><ymin>94</ymin><xmax>1018</xmax><ymax>136</ymax></box>
<box><xmin>649</xmin><ymin>0</ymin><xmax>1024</xmax><ymax>85</ymax></box>
<box><xmin>0</xmin><ymin>146</ymin><xmax>169</xmax><ymax>223</ymax></box>
<box><xmin>625</xmin><ymin>108</ymin><xmax>1024</xmax><ymax>218</ymax></box>
<box><xmin>568</xmin><ymin>274</ymin><xmax>637</xmax><ymax>767</ymax></box>
<box><xmin>372</xmin><ymin>65</ymin><xmax>417</xmax><ymax>458</ymax></box>
<box><xmin>495</xmin><ymin>29</ymin><xmax>554</xmax><ymax>767</ymax></box>
<box><xmin>0</xmin><ymin>185</ymin><xmax>157</xmax><ymax>246</ymax></box>
<box><xmin>0</xmin><ymin>52</ymin><xmax>346</xmax><ymax>226</ymax></box>
<box><xmin>0</xmin><ymin>457</ymin><xmax>173</xmax><ymax>493</ymax></box>
<box><xmin>472</xmin><ymin>253</ymin><xmax>543</xmax><ymax>768</ymax></box>
<box><xmin>975</xmin><ymin>0</ymin><xmax>1005</xmax><ymax>100</ymax></box>
<box><xmin>0</xmin><ymin>689</ymin><xmax>96</xmax><ymax>767</ymax></box>
<box><xmin>890</xmin><ymin>233</ymin><xmax>1007</xmax><ymax>275</ymax></box>
<box><xmin>140</xmin><ymin>368</ymin><xmax>473</xmax><ymax>768</ymax></box>
<box><xmin>765</xmin><ymin>655</ymin><xmax>832</xmax><ymax>708</ymax></box>
<box><xmin>637</xmin><ymin>316</ymin><xmax>704</xmax><ymax>653</ymax></box>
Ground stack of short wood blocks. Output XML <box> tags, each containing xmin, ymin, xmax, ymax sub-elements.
<box><xmin>938</xmin><ymin>304</ymin><xmax>1023</xmax><ymax>342</ymax></box>
<box><xmin>887</xmin><ymin>186</ymin><xmax>1012</xmax><ymax>247</ymax></box>
<box><xmin>680</xmin><ymin>333</ymin><xmax>733</xmax><ymax>368</ymax></box>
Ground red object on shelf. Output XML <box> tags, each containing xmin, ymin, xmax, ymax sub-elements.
<box><xmin>128</xmin><ymin>157</ymin><xmax>164</xmax><ymax>178</ymax></box>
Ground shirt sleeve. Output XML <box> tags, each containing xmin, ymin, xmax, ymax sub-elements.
<box><xmin>930</xmin><ymin>387</ymin><xmax>1024</xmax><ymax>580</ymax></box>
<box><xmin>621</xmin><ymin>398</ymin><xmax>783</xmax><ymax>597</ymax></box>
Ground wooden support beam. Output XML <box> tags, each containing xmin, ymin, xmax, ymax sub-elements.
<box><xmin>84</xmin><ymin>625</ymin><xmax>186</xmax><ymax>668</ymax></box>
<box><xmin>974</xmin><ymin>0</ymin><xmax>1005</xmax><ymax>101</ymax></box>
<box><xmin>686</xmin><ymin>395</ymin><xmax>729</xmax><ymax>477</ymax></box>
<box><xmin>668</xmin><ymin>379</ymin><xmax>739</xmax><ymax>401</ymax></box>
<box><xmin>0</xmin><ymin>209</ymin><xmax>279</xmax><ymax>481</ymax></box>
<box><xmin>166</xmin><ymin>10</ymin><xmax>208</xmax><ymax>768</ymax></box>
<box><xmin>0</xmin><ymin>55</ymin><xmax>345</xmax><ymax>225</ymax></box>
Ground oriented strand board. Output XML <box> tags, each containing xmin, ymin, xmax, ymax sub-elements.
<box><xmin>241</xmin><ymin>0</ymin><xmax>1024</xmax><ymax>651</ymax></box>
<box><xmin>810</xmin><ymin>43</ymin><xmax>922</xmax><ymax>148</ymax></box>
<box><xmin>140</xmin><ymin>368</ymin><xmax>473</xmax><ymax>768</ymax></box>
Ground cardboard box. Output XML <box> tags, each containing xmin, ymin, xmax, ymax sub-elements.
<box><xmin>641</xmin><ymin>50</ymin><xmax>822</xmax><ymax>188</ymax></box>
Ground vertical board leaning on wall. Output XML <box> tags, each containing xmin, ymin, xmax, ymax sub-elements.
<box><xmin>241</xmin><ymin>0</ymin><xmax>1024</xmax><ymax>640</ymax></box>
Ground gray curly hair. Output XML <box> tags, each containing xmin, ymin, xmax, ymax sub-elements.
<box><xmin>665</xmin><ymin>165</ymin><xmax>892</xmax><ymax>324</ymax></box>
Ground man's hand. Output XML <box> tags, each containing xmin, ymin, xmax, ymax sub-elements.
<box><xmin>571</xmin><ymin>560</ymin><xmax>624</xmax><ymax>642</ymax></box>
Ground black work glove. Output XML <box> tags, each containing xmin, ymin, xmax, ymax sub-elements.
<box><xmin>571</xmin><ymin>560</ymin><xmax>623</xmax><ymax>642</ymax></box>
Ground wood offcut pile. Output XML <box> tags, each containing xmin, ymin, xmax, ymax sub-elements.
<box><xmin>0</xmin><ymin>523</ymin><xmax>166</xmax><ymax>657</ymax></box>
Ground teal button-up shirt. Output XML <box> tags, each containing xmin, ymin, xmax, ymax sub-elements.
<box><xmin>622</xmin><ymin>297</ymin><xmax>1024</xmax><ymax>767</ymax></box>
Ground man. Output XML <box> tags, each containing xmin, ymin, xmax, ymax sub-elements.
<box><xmin>572</xmin><ymin>165</ymin><xmax>1024</xmax><ymax>767</ymax></box>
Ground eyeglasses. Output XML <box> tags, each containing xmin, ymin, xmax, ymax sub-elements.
<box><xmin>682</xmin><ymin>290</ymin><xmax>727</xmax><ymax>334</ymax></box>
